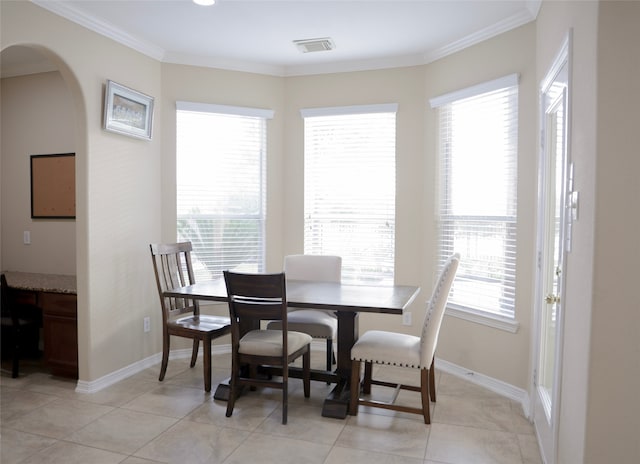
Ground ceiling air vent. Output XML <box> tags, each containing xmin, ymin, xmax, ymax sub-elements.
<box><xmin>294</xmin><ymin>37</ymin><xmax>335</xmax><ymax>53</ymax></box>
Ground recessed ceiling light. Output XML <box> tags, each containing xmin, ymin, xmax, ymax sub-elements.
<box><xmin>293</xmin><ymin>38</ymin><xmax>335</xmax><ymax>53</ymax></box>
<box><xmin>193</xmin><ymin>0</ymin><xmax>216</xmax><ymax>6</ymax></box>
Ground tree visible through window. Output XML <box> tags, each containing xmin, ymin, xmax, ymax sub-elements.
<box><xmin>176</xmin><ymin>102</ymin><xmax>272</xmax><ymax>282</ymax></box>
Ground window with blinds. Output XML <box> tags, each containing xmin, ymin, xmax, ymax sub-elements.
<box><xmin>430</xmin><ymin>75</ymin><xmax>519</xmax><ymax>321</ymax></box>
<box><xmin>301</xmin><ymin>104</ymin><xmax>397</xmax><ymax>285</ymax></box>
<box><xmin>176</xmin><ymin>102</ymin><xmax>273</xmax><ymax>282</ymax></box>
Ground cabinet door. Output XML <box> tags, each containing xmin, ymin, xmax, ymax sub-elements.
<box><xmin>41</xmin><ymin>293</ymin><xmax>78</xmax><ymax>378</ymax></box>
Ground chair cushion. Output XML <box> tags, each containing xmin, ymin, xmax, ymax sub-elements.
<box><xmin>239</xmin><ymin>329</ymin><xmax>312</xmax><ymax>357</ymax></box>
<box><xmin>266</xmin><ymin>309</ymin><xmax>337</xmax><ymax>339</ymax></box>
<box><xmin>350</xmin><ymin>330</ymin><xmax>422</xmax><ymax>368</ymax></box>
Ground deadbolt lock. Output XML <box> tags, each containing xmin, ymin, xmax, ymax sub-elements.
<box><xmin>545</xmin><ymin>294</ymin><xmax>560</xmax><ymax>304</ymax></box>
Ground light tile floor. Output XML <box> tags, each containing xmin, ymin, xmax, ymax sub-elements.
<box><xmin>1</xmin><ymin>352</ymin><xmax>542</xmax><ymax>464</ymax></box>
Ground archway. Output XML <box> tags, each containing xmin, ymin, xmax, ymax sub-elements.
<box><xmin>1</xmin><ymin>44</ymin><xmax>88</xmax><ymax>382</ymax></box>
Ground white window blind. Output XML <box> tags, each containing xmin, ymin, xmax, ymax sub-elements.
<box><xmin>302</xmin><ymin>104</ymin><xmax>397</xmax><ymax>285</ymax></box>
<box><xmin>431</xmin><ymin>75</ymin><xmax>518</xmax><ymax>319</ymax></box>
<box><xmin>176</xmin><ymin>102</ymin><xmax>272</xmax><ymax>282</ymax></box>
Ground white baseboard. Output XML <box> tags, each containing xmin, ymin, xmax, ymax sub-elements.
<box><xmin>74</xmin><ymin>343</ymin><xmax>530</xmax><ymax>421</ymax></box>
<box><xmin>435</xmin><ymin>357</ymin><xmax>531</xmax><ymax>419</ymax></box>
<box><xmin>75</xmin><ymin>344</ymin><xmax>232</xmax><ymax>394</ymax></box>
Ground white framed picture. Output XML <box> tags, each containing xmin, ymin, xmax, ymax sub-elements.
<box><xmin>103</xmin><ymin>80</ymin><xmax>154</xmax><ymax>140</ymax></box>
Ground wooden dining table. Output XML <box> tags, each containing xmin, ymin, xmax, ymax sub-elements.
<box><xmin>163</xmin><ymin>277</ymin><xmax>420</xmax><ymax>418</ymax></box>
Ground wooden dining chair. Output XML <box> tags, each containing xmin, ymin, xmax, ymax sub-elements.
<box><xmin>266</xmin><ymin>254</ymin><xmax>342</xmax><ymax>371</ymax></box>
<box><xmin>149</xmin><ymin>242</ymin><xmax>231</xmax><ymax>392</ymax></box>
<box><xmin>1</xmin><ymin>274</ymin><xmax>42</xmax><ymax>378</ymax></box>
<box><xmin>349</xmin><ymin>253</ymin><xmax>460</xmax><ymax>424</ymax></box>
<box><xmin>223</xmin><ymin>270</ymin><xmax>312</xmax><ymax>424</ymax></box>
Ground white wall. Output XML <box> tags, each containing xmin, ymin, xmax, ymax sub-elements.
<box><xmin>1</xmin><ymin>71</ymin><xmax>76</xmax><ymax>274</ymax></box>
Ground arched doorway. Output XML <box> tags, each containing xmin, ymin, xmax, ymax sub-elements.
<box><xmin>1</xmin><ymin>44</ymin><xmax>88</xmax><ymax>382</ymax></box>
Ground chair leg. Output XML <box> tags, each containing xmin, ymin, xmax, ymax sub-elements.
<box><xmin>202</xmin><ymin>337</ymin><xmax>212</xmax><ymax>392</ymax></box>
<box><xmin>226</xmin><ymin>355</ymin><xmax>238</xmax><ymax>418</ymax></box>
<box><xmin>190</xmin><ymin>339</ymin><xmax>199</xmax><ymax>368</ymax></box>
<box><xmin>420</xmin><ymin>368</ymin><xmax>431</xmax><ymax>424</ymax></box>
<box><xmin>11</xmin><ymin>329</ymin><xmax>20</xmax><ymax>378</ymax></box>
<box><xmin>159</xmin><ymin>333</ymin><xmax>170</xmax><ymax>381</ymax></box>
<box><xmin>303</xmin><ymin>349</ymin><xmax>311</xmax><ymax>398</ymax></box>
<box><xmin>282</xmin><ymin>359</ymin><xmax>289</xmax><ymax>425</ymax></box>
<box><xmin>429</xmin><ymin>356</ymin><xmax>436</xmax><ymax>402</ymax></box>
<box><xmin>349</xmin><ymin>359</ymin><xmax>361</xmax><ymax>416</ymax></box>
<box><xmin>362</xmin><ymin>361</ymin><xmax>373</xmax><ymax>394</ymax></box>
<box><xmin>326</xmin><ymin>339</ymin><xmax>333</xmax><ymax>371</ymax></box>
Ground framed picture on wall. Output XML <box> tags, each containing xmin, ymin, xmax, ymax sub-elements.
<box><xmin>103</xmin><ymin>80</ymin><xmax>154</xmax><ymax>140</ymax></box>
<box><xmin>31</xmin><ymin>153</ymin><xmax>76</xmax><ymax>219</ymax></box>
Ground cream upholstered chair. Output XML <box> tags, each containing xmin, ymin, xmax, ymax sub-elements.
<box><xmin>266</xmin><ymin>254</ymin><xmax>342</xmax><ymax>371</ymax></box>
<box><xmin>223</xmin><ymin>271</ymin><xmax>311</xmax><ymax>425</ymax></box>
<box><xmin>349</xmin><ymin>253</ymin><xmax>460</xmax><ymax>424</ymax></box>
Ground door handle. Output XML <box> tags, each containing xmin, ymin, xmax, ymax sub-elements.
<box><xmin>545</xmin><ymin>294</ymin><xmax>560</xmax><ymax>304</ymax></box>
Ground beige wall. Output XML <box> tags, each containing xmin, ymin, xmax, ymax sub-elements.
<box><xmin>536</xmin><ymin>2</ymin><xmax>598</xmax><ymax>461</ymax></box>
<box><xmin>423</xmin><ymin>24</ymin><xmax>537</xmax><ymax>389</ymax></box>
<box><xmin>1</xmin><ymin>1</ymin><xmax>163</xmax><ymax>380</ymax></box>
<box><xmin>1</xmin><ymin>71</ymin><xmax>76</xmax><ymax>274</ymax></box>
<box><xmin>587</xmin><ymin>2</ymin><xmax>640</xmax><ymax>462</ymax></box>
<box><xmin>536</xmin><ymin>1</ymin><xmax>640</xmax><ymax>462</ymax></box>
<box><xmin>4</xmin><ymin>4</ymin><xmax>638</xmax><ymax>460</ymax></box>
<box><xmin>1</xmin><ymin>2</ymin><xmax>537</xmax><ymax>389</ymax></box>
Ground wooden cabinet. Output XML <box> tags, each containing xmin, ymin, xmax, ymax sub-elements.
<box><xmin>4</xmin><ymin>272</ymin><xmax>78</xmax><ymax>379</ymax></box>
<box><xmin>41</xmin><ymin>292</ymin><xmax>78</xmax><ymax>378</ymax></box>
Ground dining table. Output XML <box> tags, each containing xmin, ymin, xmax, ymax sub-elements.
<box><xmin>163</xmin><ymin>277</ymin><xmax>420</xmax><ymax>419</ymax></box>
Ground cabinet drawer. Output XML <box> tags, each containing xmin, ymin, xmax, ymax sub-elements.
<box><xmin>40</xmin><ymin>292</ymin><xmax>77</xmax><ymax>317</ymax></box>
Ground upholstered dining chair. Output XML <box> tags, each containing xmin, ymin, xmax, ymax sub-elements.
<box><xmin>266</xmin><ymin>254</ymin><xmax>342</xmax><ymax>371</ymax></box>
<box><xmin>349</xmin><ymin>253</ymin><xmax>460</xmax><ymax>424</ymax></box>
<box><xmin>1</xmin><ymin>274</ymin><xmax>42</xmax><ymax>378</ymax></box>
<box><xmin>150</xmin><ymin>242</ymin><xmax>231</xmax><ymax>392</ymax></box>
<box><xmin>223</xmin><ymin>270</ymin><xmax>312</xmax><ymax>425</ymax></box>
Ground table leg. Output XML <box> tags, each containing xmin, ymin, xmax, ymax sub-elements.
<box><xmin>321</xmin><ymin>311</ymin><xmax>358</xmax><ymax>419</ymax></box>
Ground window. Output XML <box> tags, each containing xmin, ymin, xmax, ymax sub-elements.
<box><xmin>301</xmin><ymin>104</ymin><xmax>397</xmax><ymax>285</ymax></box>
<box><xmin>430</xmin><ymin>75</ymin><xmax>519</xmax><ymax>324</ymax></box>
<box><xmin>176</xmin><ymin>102</ymin><xmax>273</xmax><ymax>282</ymax></box>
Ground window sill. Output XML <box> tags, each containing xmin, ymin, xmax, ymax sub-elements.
<box><xmin>445</xmin><ymin>306</ymin><xmax>519</xmax><ymax>333</ymax></box>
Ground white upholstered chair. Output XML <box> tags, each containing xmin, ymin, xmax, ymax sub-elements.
<box><xmin>266</xmin><ymin>254</ymin><xmax>342</xmax><ymax>371</ymax></box>
<box><xmin>349</xmin><ymin>253</ymin><xmax>460</xmax><ymax>424</ymax></box>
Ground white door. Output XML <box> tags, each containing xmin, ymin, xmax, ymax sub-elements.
<box><xmin>533</xmin><ymin>35</ymin><xmax>572</xmax><ymax>464</ymax></box>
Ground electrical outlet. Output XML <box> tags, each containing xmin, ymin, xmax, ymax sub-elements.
<box><xmin>402</xmin><ymin>311</ymin><xmax>412</xmax><ymax>326</ymax></box>
<box><xmin>143</xmin><ymin>317</ymin><xmax>150</xmax><ymax>333</ymax></box>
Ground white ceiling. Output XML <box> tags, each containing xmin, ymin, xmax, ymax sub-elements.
<box><xmin>3</xmin><ymin>0</ymin><xmax>540</xmax><ymax>77</ymax></box>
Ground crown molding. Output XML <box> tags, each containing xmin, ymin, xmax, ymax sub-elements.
<box><xmin>30</xmin><ymin>0</ymin><xmax>540</xmax><ymax>78</ymax></box>
<box><xmin>31</xmin><ymin>0</ymin><xmax>165</xmax><ymax>61</ymax></box>
<box><xmin>422</xmin><ymin>6</ymin><xmax>539</xmax><ymax>65</ymax></box>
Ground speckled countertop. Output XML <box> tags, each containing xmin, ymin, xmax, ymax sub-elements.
<box><xmin>2</xmin><ymin>271</ymin><xmax>77</xmax><ymax>294</ymax></box>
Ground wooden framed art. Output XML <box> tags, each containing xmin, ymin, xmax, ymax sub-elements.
<box><xmin>103</xmin><ymin>80</ymin><xmax>154</xmax><ymax>140</ymax></box>
<box><xmin>30</xmin><ymin>153</ymin><xmax>76</xmax><ymax>219</ymax></box>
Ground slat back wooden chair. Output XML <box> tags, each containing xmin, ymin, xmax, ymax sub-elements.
<box><xmin>266</xmin><ymin>254</ymin><xmax>342</xmax><ymax>371</ymax></box>
<box><xmin>150</xmin><ymin>242</ymin><xmax>230</xmax><ymax>391</ymax></box>
<box><xmin>223</xmin><ymin>270</ymin><xmax>312</xmax><ymax>424</ymax></box>
<box><xmin>1</xmin><ymin>274</ymin><xmax>42</xmax><ymax>378</ymax></box>
<box><xmin>349</xmin><ymin>253</ymin><xmax>460</xmax><ymax>424</ymax></box>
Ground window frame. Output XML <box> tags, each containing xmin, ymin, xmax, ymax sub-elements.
<box><xmin>430</xmin><ymin>75</ymin><xmax>520</xmax><ymax>332</ymax></box>
<box><xmin>175</xmin><ymin>101</ymin><xmax>273</xmax><ymax>281</ymax></box>
<box><xmin>301</xmin><ymin>103</ymin><xmax>398</xmax><ymax>285</ymax></box>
